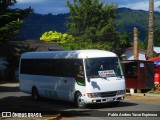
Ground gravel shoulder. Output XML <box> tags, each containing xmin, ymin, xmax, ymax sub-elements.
<box><xmin>125</xmin><ymin>95</ymin><xmax>160</xmax><ymax>104</ymax></box>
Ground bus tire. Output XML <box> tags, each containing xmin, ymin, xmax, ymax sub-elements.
<box><xmin>75</xmin><ymin>92</ymin><xmax>86</xmax><ymax>109</ymax></box>
<box><xmin>32</xmin><ymin>87</ymin><xmax>40</xmax><ymax>101</ymax></box>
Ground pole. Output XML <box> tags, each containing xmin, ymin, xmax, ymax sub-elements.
<box><xmin>147</xmin><ymin>0</ymin><xmax>154</xmax><ymax>59</ymax></box>
<box><xmin>134</xmin><ymin>27</ymin><xmax>139</xmax><ymax>60</ymax></box>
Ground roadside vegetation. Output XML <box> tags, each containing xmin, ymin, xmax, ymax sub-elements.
<box><xmin>0</xmin><ymin>0</ymin><xmax>32</xmax><ymax>81</ymax></box>
<box><xmin>0</xmin><ymin>0</ymin><xmax>160</xmax><ymax>81</ymax></box>
<box><xmin>40</xmin><ymin>0</ymin><xmax>131</xmax><ymax>53</ymax></box>
<box><xmin>40</xmin><ymin>0</ymin><xmax>160</xmax><ymax>54</ymax></box>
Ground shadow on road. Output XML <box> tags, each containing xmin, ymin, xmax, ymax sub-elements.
<box><xmin>0</xmin><ymin>95</ymin><xmax>75</xmax><ymax>112</ymax></box>
<box><xmin>0</xmin><ymin>84</ymin><xmax>138</xmax><ymax>117</ymax></box>
<box><xmin>87</xmin><ymin>101</ymin><xmax>138</xmax><ymax>109</ymax></box>
<box><xmin>0</xmin><ymin>94</ymin><xmax>138</xmax><ymax>112</ymax></box>
<box><xmin>0</xmin><ymin>92</ymin><xmax>140</xmax><ymax>118</ymax></box>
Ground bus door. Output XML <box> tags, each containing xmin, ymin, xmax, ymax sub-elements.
<box><xmin>56</xmin><ymin>59</ymin><xmax>82</xmax><ymax>101</ymax></box>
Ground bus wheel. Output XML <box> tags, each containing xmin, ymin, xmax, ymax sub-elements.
<box><xmin>75</xmin><ymin>92</ymin><xmax>86</xmax><ymax>109</ymax></box>
<box><xmin>32</xmin><ymin>87</ymin><xmax>40</xmax><ymax>100</ymax></box>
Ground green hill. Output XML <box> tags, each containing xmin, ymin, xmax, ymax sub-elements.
<box><xmin>115</xmin><ymin>8</ymin><xmax>160</xmax><ymax>40</ymax></box>
<box><xmin>17</xmin><ymin>8</ymin><xmax>160</xmax><ymax>41</ymax></box>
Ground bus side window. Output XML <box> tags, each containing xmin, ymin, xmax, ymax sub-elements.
<box><xmin>77</xmin><ymin>65</ymin><xmax>84</xmax><ymax>78</ymax></box>
<box><xmin>64</xmin><ymin>60</ymin><xmax>75</xmax><ymax>77</ymax></box>
<box><xmin>74</xmin><ymin>60</ymin><xmax>85</xmax><ymax>86</ymax></box>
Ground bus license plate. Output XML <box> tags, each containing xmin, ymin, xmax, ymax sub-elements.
<box><xmin>106</xmin><ymin>98</ymin><xmax>114</xmax><ymax>101</ymax></box>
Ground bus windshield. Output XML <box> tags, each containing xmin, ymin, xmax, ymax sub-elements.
<box><xmin>85</xmin><ymin>57</ymin><xmax>123</xmax><ymax>78</ymax></box>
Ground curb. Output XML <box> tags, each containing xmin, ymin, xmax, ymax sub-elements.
<box><xmin>126</xmin><ymin>93</ymin><xmax>160</xmax><ymax>97</ymax></box>
<box><xmin>0</xmin><ymin>83</ymin><xmax>19</xmax><ymax>87</ymax></box>
<box><xmin>33</xmin><ymin>114</ymin><xmax>61</xmax><ymax>120</ymax></box>
<box><xmin>0</xmin><ymin>114</ymin><xmax>61</xmax><ymax>120</ymax></box>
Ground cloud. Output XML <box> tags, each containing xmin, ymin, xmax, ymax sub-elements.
<box><xmin>101</xmin><ymin>0</ymin><xmax>148</xmax><ymax>6</ymax></box>
<box><xmin>120</xmin><ymin>1</ymin><xmax>160</xmax><ymax>11</ymax></box>
<box><xmin>12</xmin><ymin>0</ymin><xmax>160</xmax><ymax>14</ymax></box>
<box><xmin>120</xmin><ymin>1</ymin><xmax>149</xmax><ymax>11</ymax></box>
<box><xmin>101</xmin><ymin>0</ymin><xmax>160</xmax><ymax>11</ymax></box>
<box><xmin>17</xmin><ymin>0</ymin><xmax>43</xmax><ymax>4</ymax></box>
<box><xmin>13</xmin><ymin>0</ymin><xmax>69</xmax><ymax>14</ymax></box>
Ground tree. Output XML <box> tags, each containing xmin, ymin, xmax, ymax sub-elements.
<box><xmin>0</xmin><ymin>0</ymin><xmax>32</xmax><ymax>43</ymax></box>
<box><xmin>40</xmin><ymin>31</ymin><xmax>75</xmax><ymax>50</ymax></box>
<box><xmin>114</xmin><ymin>32</ymin><xmax>131</xmax><ymax>56</ymax></box>
<box><xmin>138</xmin><ymin>40</ymin><xmax>146</xmax><ymax>49</ymax></box>
<box><xmin>118</xmin><ymin>32</ymin><xmax>131</xmax><ymax>49</ymax></box>
<box><xmin>66</xmin><ymin>0</ymin><xmax>120</xmax><ymax>51</ymax></box>
<box><xmin>0</xmin><ymin>0</ymin><xmax>32</xmax><ymax>81</ymax></box>
<box><xmin>154</xmin><ymin>29</ymin><xmax>160</xmax><ymax>46</ymax></box>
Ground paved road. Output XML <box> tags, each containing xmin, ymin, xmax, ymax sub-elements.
<box><xmin>0</xmin><ymin>83</ymin><xmax>160</xmax><ymax>120</ymax></box>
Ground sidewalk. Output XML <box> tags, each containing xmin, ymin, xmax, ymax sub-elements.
<box><xmin>126</xmin><ymin>92</ymin><xmax>160</xmax><ymax>97</ymax></box>
<box><xmin>0</xmin><ymin>83</ymin><xmax>19</xmax><ymax>87</ymax></box>
<box><xmin>0</xmin><ymin>115</ymin><xmax>61</xmax><ymax>120</ymax></box>
<box><xmin>125</xmin><ymin>92</ymin><xmax>160</xmax><ymax>105</ymax></box>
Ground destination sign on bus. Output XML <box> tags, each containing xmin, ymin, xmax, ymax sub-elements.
<box><xmin>98</xmin><ymin>70</ymin><xmax>115</xmax><ymax>77</ymax></box>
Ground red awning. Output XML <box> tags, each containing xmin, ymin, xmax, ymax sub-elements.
<box><xmin>148</xmin><ymin>57</ymin><xmax>160</xmax><ymax>62</ymax></box>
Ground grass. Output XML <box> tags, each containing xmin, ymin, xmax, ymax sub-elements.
<box><xmin>147</xmin><ymin>88</ymin><xmax>160</xmax><ymax>94</ymax></box>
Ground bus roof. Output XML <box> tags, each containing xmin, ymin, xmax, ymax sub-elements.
<box><xmin>21</xmin><ymin>50</ymin><xmax>117</xmax><ymax>59</ymax></box>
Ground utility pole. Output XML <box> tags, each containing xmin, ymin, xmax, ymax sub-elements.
<box><xmin>134</xmin><ymin>27</ymin><xmax>139</xmax><ymax>60</ymax></box>
<box><xmin>147</xmin><ymin>0</ymin><xmax>154</xmax><ymax>59</ymax></box>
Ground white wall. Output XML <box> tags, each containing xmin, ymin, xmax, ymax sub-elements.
<box><xmin>123</xmin><ymin>50</ymin><xmax>146</xmax><ymax>60</ymax></box>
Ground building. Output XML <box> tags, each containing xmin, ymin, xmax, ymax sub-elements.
<box><xmin>10</xmin><ymin>40</ymin><xmax>63</xmax><ymax>51</ymax></box>
<box><xmin>153</xmin><ymin>47</ymin><xmax>160</xmax><ymax>56</ymax></box>
<box><xmin>121</xmin><ymin>47</ymin><xmax>146</xmax><ymax>60</ymax></box>
<box><xmin>0</xmin><ymin>40</ymin><xmax>63</xmax><ymax>81</ymax></box>
<box><xmin>121</xmin><ymin>47</ymin><xmax>160</xmax><ymax>60</ymax></box>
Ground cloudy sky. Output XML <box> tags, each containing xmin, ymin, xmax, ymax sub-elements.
<box><xmin>12</xmin><ymin>0</ymin><xmax>160</xmax><ymax>15</ymax></box>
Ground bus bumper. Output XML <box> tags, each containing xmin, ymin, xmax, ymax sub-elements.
<box><xmin>83</xmin><ymin>95</ymin><xmax>125</xmax><ymax>104</ymax></box>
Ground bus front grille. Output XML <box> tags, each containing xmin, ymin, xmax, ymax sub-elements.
<box><xmin>101</xmin><ymin>91</ymin><xmax>117</xmax><ymax>97</ymax></box>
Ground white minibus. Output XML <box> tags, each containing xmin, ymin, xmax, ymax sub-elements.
<box><xmin>19</xmin><ymin>50</ymin><xmax>126</xmax><ymax>108</ymax></box>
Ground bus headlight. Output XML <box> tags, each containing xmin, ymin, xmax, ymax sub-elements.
<box><xmin>116</xmin><ymin>90</ymin><xmax>125</xmax><ymax>96</ymax></box>
<box><xmin>87</xmin><ymin>93</ymin><xmax>101</xmax><ymax>98</ymax></box>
